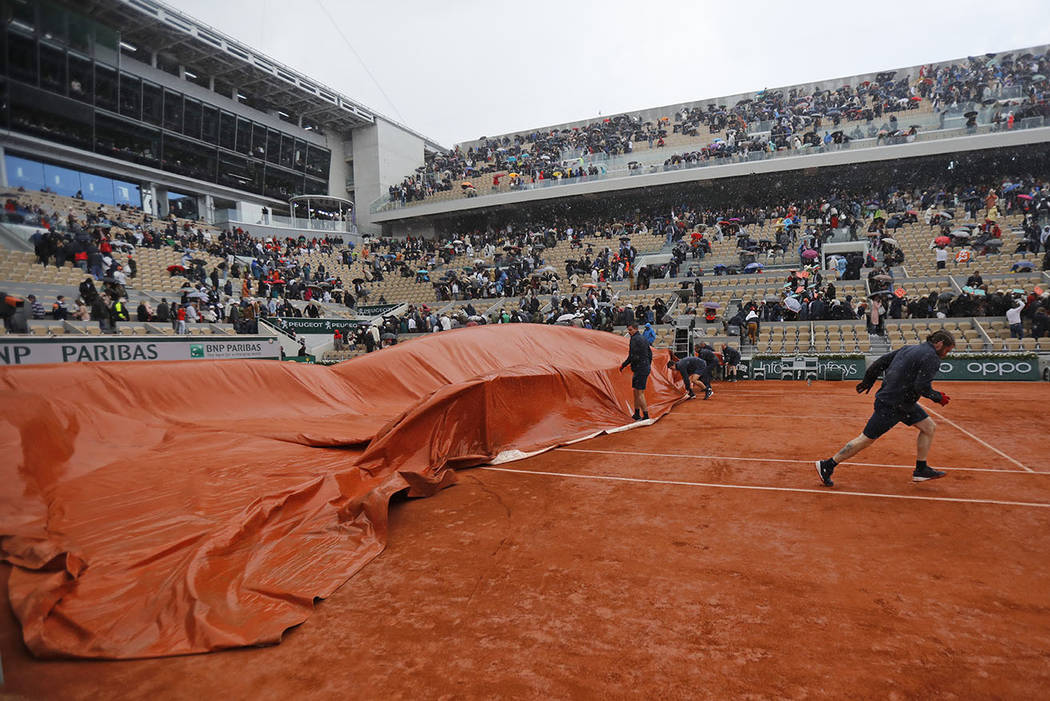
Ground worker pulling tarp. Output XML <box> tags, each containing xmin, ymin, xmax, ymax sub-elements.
<box><xmin>0</xmin><ymin>324</ymin><xmax>679</xmax><ymax>659</ymax></box>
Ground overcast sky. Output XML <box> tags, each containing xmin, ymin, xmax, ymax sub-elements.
<box><xmin>166</xmin><ymin>0</ymin><xmax>1049</xmax><ymax>147</ymax></box>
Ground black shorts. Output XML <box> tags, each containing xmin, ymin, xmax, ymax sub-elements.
<box><xmin>631</xmin><ymin>367</ymin><xmax>651</xmax><ymax>390</ymax></box>
<box><xmin>862</xmin><ymin>400</ymin><xmax>929</xmax><ymax>439</ymax></box>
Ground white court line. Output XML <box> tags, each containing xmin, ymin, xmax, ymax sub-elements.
<box><xmin>556</xmin><ymin>447</ymin><xmax>1042</xmax><ymax>475</ymax></box>
<box><xmin>480</xmin><ymin>466</ymin><xmax>1050</xmax><ymax>509</ymax></box>
<box><xmin>927</xmin><ymin>407</ymin><xmax>1035</xmax><ymax>473</ymax></box>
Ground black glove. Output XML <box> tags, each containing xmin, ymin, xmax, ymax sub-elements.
<box><xmin>855</xmin><ymin>380</ymin><xmax>873</xmax><ymax>394</ymax></box>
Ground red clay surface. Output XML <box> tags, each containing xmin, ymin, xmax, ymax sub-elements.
<box><xmin>3</xmin><ymin>380</ymin><xmax>1049</xmax><ymax>699</ymax></box>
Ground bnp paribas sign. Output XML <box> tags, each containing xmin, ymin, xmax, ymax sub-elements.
<box><xmin>0</xmin><ymin>336</ymin><xmax>281</xmax><ymax>365</ymax></box>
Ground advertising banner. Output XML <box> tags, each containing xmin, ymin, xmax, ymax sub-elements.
<box><xmin>273</xmin><ymin>317</ymin><xmax>368</xmax><ymax>334</ymax></box>
<box><xmin>747</xmin><ymin>356</ymin><xmax>866</xmax><ymax>380</ymax></box>
<box><xmin>934</xmin><ymin>356</ymin><xmax>1040</xmax><ymax>381</ymax></box>
<box><xmin>744</xmin><ymin>354</ymin><xmax>1040</xmax><ymax>381</ymax></box>
<box><xmin>0</xmin><ymin>336</ymin><xmax>281</xmax><ymax>366</ymax></box>
<box><xmin>354</xmin><ymin>303</ymin><xmax>400</xmax><ymax>317</ymax></box>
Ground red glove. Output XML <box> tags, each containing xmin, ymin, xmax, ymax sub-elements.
<box><xmin>937</xmin><ymin>393</ymin><xmax>950</xmax><ymax>407</ymax></box>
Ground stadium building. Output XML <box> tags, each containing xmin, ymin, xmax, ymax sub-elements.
<box><xmin>0</xmin><ymin>0</ymin><xmax>443</xmax><ymax>238</ymax></box>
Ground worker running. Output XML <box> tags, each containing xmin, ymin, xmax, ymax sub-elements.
<box><xmin>815</xmin><ymin>330</ymin><xmax>955</xmax><ymax>487</ymax></box>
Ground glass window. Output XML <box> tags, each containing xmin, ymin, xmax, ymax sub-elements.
<box><xmin>4</xmin><ymin>154</ymin><xmax>46</xmax><ymax>191</ymax></box>
<box><xmin>79</xmin><ymin>171</ymin><xmax>115</xmax><ymax>205</ymax></box>
<box><xmin>266</xmin><ymin>129</ymin><xmax>281</xmax><ymax>163</ymax></box>
<box><xmin>9</xmin><ymin>1</ymin><xmax>36</xmax><ymax>31</ymax></box>
<box><xmin>42</xmin><ymin>163</ymin><xmax>83</xmax><ymax>197</ymax></box>
<box><xmin>141</xmin><ymin>82</ymin><xmax>162</xmax><ymax>125</ymax></box>
<box><xmin>67</xmin><ymin>14</ymin><xmax>92</xmax><ymax>53</ymax></box>
<box><xmin>235</xmin><ymin>118</ymin><xmax>251</xmax><ymax>155</ymax></box>
<box><xmin>183</xmin><ymin>98</ymin><xmax>202</xmax><ymax>140</ymax></box>
<box><xmin>9</xmin><ymin>83</ymin><xmax>92</xmax><ymax>150</ymax></box>
<box><xmin>39</xmin><ymin>43</ymin><xmax>66</xmax><ymax>94</ymax></box>
<box><xmin>162</xmin><ymin>90</ymin><xmax>182</xmax><ymax>132</ymax></box>
<box><xmin>293</xmin><ymin>139</ymin><xmax>306</xmax><ymax>171</ymax></box>
<box><xmin>279</xmin><ymin>134</ymin><xmax>294</xmax><ymax>169</ymax></box>
<box><xmin>304</xmin><ymin>177</ymin><xmax>327</xmax><ymax>195</ymax></box>
<box><xmin>39</xmin><ymin>3</ymin><xmax>67</xmax><ymax>44</ymax></box>
<box><xmin>217</xmin><ymin>152</ymin><xmax>261</xmax><ymax>193</ymax></box>
<box><xmin>263</xmin><ymin>166</ymin><xmax>302</xmax><ymax>200</ymax></box>
<box><xmin>168</xmin><ymin>190</ymin><xmax>198</xmax><ymax>219</ymax></box>
<box><xmin>119</xmin><ymin>73</ymin><xmax>141</xmax><ymax>120</ymax></box>
<box><xmin>201</xmin><ymin>105</ymin><xmax>219</xmax><ymax>144</ymax></box>
<box><xmin>68</xmin><ymin>53</ymin><xmax>92</xmax><ymax>103</ymax></box>
<box><xmin>251</xmin><ymin>123</ymin><xmax>267</xmax><ymax>160</ymax></box>
<box><xmin>305</xmin><ymin>145</ymin><xmax>331</xmax><ymax>180</ymax></box>
<box><xmin>94</xmin><ymin>63</ymin><xmax>118</xmax><ymax>112</ymax></box>
<box><xmin>95</xmin><ymin>112</ymin><xmax>160</xmax><ymax>167</ymax></box>
<box><xmin>162</xmin><ymin>134</ymin><xmax>216</xmax><ymax>181</ymax></box>
<box><xmin>7</xmin><ymin>31</ymin><xmax>37</xmax><ymax>84</ymax></box>
<box><xmin>219</xmin><ymin>111</ymin><xmax>236</xmax><ymax>150</ymax></box>
<box><xmin>111</xmin><ymin>179</ymin><xmax>141</xmax><ymax>207</ymax></box>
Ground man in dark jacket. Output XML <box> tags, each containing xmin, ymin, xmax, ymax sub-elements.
<box><xmin>619</xmin><ymin>323</ymin><xmax>652</xmax><ymax>421</ymax></box>
<box><xmin>667</xmin><ymin>352</ymin><xmax>713</xmax><ymax>400</ymax></box>
<box><xmin>155</xmin><ymin>299</ymin><xmax>170</xmax><ymax>322</ymax></box>
<box><xmin>721</xmin><ymin>344</ymin><xmax>741</xmax><ymax>381</ymax></box>
<box><xmin>816</xmin><ymin>330</ymin><xmax>955</xmax><ymax>487</ymax></box>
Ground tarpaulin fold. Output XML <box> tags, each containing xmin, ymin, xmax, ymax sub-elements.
<box><xmin>0</xmin><ymin>325</ymin><xmax>680</xmax><ymax>658</ymax></box>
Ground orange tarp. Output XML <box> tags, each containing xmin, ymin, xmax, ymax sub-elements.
<box><xmin>0</xmin><ymin>325</ymin><xmax>680</xmax><ymax>659</ymax></box>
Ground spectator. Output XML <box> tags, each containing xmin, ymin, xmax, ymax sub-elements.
<box><xmin>27</xmin><ymin>294</ymin><xmax>45</xmax><ymax>319</ymax></box>
<box><xmin>1006</xmin><ymin>298</ymin><xmax>1025</xmax><ymax>339</ymax></box>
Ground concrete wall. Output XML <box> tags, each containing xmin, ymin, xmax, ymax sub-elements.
<box><xmin>352</xmin><ymin>118</ymin><xmax>426</xmax><ymax>234</ymax></box>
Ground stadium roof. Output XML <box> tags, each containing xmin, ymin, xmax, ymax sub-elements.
<box><xmin>75</xmin><ymin>0</ymin><xmax>445</xmax><ymax>149</ymax></box>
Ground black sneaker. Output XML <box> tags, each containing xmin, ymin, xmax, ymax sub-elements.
<box><xmin>642</xmin><ymin>412</ymin><xmax>650</xmax><ymax>420</ymax></box>
<box><xmin>686</xmin><ymin>392</ymin><xmax>696</xmax><ymax>399</ymax></box>
<box><xmin>704</xmin><ymin>388</ymin><xmax>714</xmax><ymax>400</ymax></box>
<box><xmin>912</xmin><ymin>465</ymin><xmax>945</xmax><ymax>482</ymax></box>
<box><xmin>632</xmin><ymin>411</ymin><xmax>641</xmax><ymax>421</ymax></box>
<box><xmin>815</xmin><ymin>460</ymin><xmax>835</xmax><ymax>487</ymax></box>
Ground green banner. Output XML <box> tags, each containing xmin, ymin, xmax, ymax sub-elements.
<box><xmin>274</xmin><ymin>317</ymin><xmax>367</xmax><ymax>334</ymax></box>
<box><xmin>746</xmin><ymin>356</ymin><xmax>866</xmax><ymax>380</ymax></box>
<box><xmin>933</xmin><ymin>356</ymin><xmax>1039</xmax><ymax>381</ymax></box>
<box><xmin>744</xmin><ymin>353</ymin><xmax>1040</xmax><ymax>381</ymax></box>
<box><xmin>354</xmin><ymin>303</ymin><xmax>400</xmax><ymax>317</ymax></box>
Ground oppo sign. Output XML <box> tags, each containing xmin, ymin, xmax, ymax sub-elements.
<box><xmin>937</xmin><ymin>358</ymin><xmax>1039</xmax><ymax>381</ymax></box>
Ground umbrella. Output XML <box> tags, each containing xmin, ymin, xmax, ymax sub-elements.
<box><xmin>973</xmin><ymin>289</ymin><xmax>986</xmax><ymax>296</ymax></box>
<box><xmin>952</xmin><ymin>230</ymin><xmax>972</xmax><ymax>239</ymax></box>
<box><xmin>874</xmin><ymin>274</ymin><xmax>893</xmax><ymax>281</ymax></box>
<box><xmin>352</xmin><ymin>278</ymin><xmax>365</xmax><ymax>284</ymax></box>
<box><xmin>1013</xmin><ymin>261</ymin><xmax>1035</xmax><ymax>269</ymax></box>
<box><xmin>764</xmin><ymin>294</ymin><xmax>780</xmax><ymax>302</ymax></box>
<box><xmin>703</xmin><ymin>302</ymin><xmax>721</xmax><ymax>309</ymax></box>
<box><xmin>473</xmin><ymin>258</ymin><xmax>485</xmax><ymax>264</ymax></box>
<box><xmin>881</xmin><ymin>237</ymin><xmax>897</xmax><ymax>246</ymax></box>
<box><xmin>381</xmin><ymin>332</ymin><xmax>397</xmax><ymax>341</ymax></box>
<box><xmin>185</xmin><ymin>290</ymin><xmax>208</xmax><ymax>300</ymax></box>
<box><xmin>1017</xmin><ymin>194</ymin><xmax>1033</xmax><ymax>200</ymax></box>
<box><xmin>743</xmin><ymin>262</ymin><xmax>763</xmax><ymax>271</ymax></box>
<box><xmin>1032</xmin><ymin>74</ymin><xmax>1047</xmax><ymax>82</ymax></box>
<box><xmin>582</xmin><ymin>283</ymin><xmax>597</xmax><ymax>288</ymax></box>
<box><xmin>556</xmin><ymin>313</ymin><xmax>576</xmax><ymax>323</ymax></box>
<box><xmin>984</xmin><ymin>240</ymin><xmax>1003</xmax><ymax>248</ymax></box>
<box><xmin>934</xmin><ymin>236</ymin><xmax>951</xmax><ymax>246</ymax></box>
<box><xmin>938</xmin><ymin>291</ymin><xmax>955</xmax><ymax>301</ymax></box>
<box><xmin>167</xmin><ymin>264</ymin><xmax>186</xmax><ymax>272</ymax></box>
<box><xmin>801</xmin><ymin>249</ymin><xmax>819</xmax><ymax>259</ymax></box>
<box><xmin>964</xmin><ymin>111</ymin><xmax>978</xmax><ymax>118</ymax></box>
<box><xmin>451</xmin><ymin>239</ymin><xmax>463</xmax><ymax>244</ymax></box>
<box><xmin>938</xmin><ymin>211</ymin><xmax>954</xmax><ymax>220</ymax></box>
<box><xmin>784</xmin><ymin>297</ymin><xmax>802</xmax><ymax>312</ymax></box>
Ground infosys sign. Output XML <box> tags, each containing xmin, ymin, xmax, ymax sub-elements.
<box><xmin>0</xmin><ymin>336</ymin><xmax>281</xmax><ymax>365</ymax></box>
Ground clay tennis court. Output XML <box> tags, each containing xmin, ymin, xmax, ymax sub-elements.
<box><xmin>3</xmin><ymin>380</ymin><xmax>1049</xmax><ymax>699</ymax></box>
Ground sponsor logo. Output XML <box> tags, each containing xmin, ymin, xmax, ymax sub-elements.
<box><xmin>941</xmin><ymin>360</ymin><xmax>1034</xmax><ymax>377</ymax></box>
<box><xmin>190</xmin><ymin>344</ymin><xmax>205</xmax><ymax>358</ymax></box>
